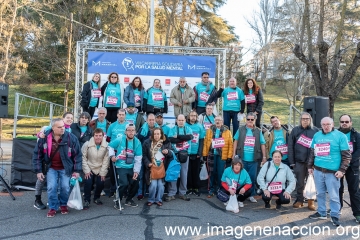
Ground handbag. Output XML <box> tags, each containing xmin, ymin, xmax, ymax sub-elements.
<box><xmin>151</xmin><ymin>162</ymin><xmax>165</xmax><ymax>180</ymax></box>
<box><xmin>125</xmin><ymin>139</ymin><xmax>135</xmax><ymax>164</ymax></box>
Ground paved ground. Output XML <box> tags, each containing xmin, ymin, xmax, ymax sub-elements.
<box><xmin>0</xmin><ymin>190</ymin><xmax>359</xmax><ymax>240</ymax></box>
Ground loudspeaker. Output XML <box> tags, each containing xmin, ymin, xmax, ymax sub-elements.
<box><xmin>303</xmin><ymin>96</ymin><xmax>329</xmax><ymax>128</ymax></box>
<box><xmin>0</xmin><ymin>83</ymin><xmax>9</xmax><ymax>118</ymax></box>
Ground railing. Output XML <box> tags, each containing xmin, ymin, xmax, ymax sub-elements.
<box><xmin>288</xmin><ymin>105</ymin><xmax>302</xmax><ymax>129</ymax></box>
<box><xmin>13</xmin><ymin>93</ymin><xmax>73</xmax><ymax>138</ymax></box>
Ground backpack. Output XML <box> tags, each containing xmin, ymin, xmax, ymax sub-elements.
<box><xmin>165</xmin><ymin>151</ymin><xmax>181</xmax><ymax>182</ymax></box>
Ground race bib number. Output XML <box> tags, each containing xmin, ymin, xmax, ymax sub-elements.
<box><xmin>200</xmin><ymin>92</ymin><xmax>210</xmax><ymax>102</ymax></box>
<box><xmin>244</xmin><ymin>136</ymin><xmax>255</xmax><ymax>147</ymax></box>
<box><xmin>176</xmin><ymin>141</ymin><xmax>190</xmax><ymax>151</ymax></box>
<box><xmin>275</xmin><ymin>144</ymin><xmax>288</xmax><ymax>155</ymax></box>
<box><xmin>314</xmin><ymin>143</ymin><xmax>330</xmax><ymax>156</ymax></box>
<box><xmin>297</xmin><ymin>135</ymin><xmax>312</xmax><ymax>148</ymax></box>
<box><xmin>245</xmin><ymin>94</ymin><xmax>256</xmax><ymax>103</ymax></box>
<box><xmin>227</xmin><ymin>92</ymin><xmax>238</xmax><ymax>100</ymax></box>
<box><xmin>192</xmin><ymin>133</ymin><xmax>199</xmax><ymax>143</ymax></box>
<box><xmin>117</xmin><ymin>149</ymin><xmax>134</xmax><ymax>160</ymax></box>
<box><xmin>106</xmin><ymin>96</ymin><xmax>118</xmax><ymax>105</ymax></box>
<box><xmin>91</xmin><ymin>89</ymin><xmax>101</xmax><ymax>98</ymax></box>
<box><xmin>349</xmin><ymin>142</ymin><xmax>353</xmax><ymax>153</ymax></box>
<box><xmin>212</xmin><ymin>138</ymin><xmax>225</xmax><ymax>148</ymax></box>
<box><xmin>152</xmin><ymin>92</ymin><xmax>163</xmax><ymax>101</ymax></box>
<box><xmin>204</xmin><ymin>122</ymin><xmax>212</xmax><ymax>130</ymax></box>
<box><xmin>268</xmin><ymin>182</ymin><xmax>282</xmax><ymax>194</ymax></box>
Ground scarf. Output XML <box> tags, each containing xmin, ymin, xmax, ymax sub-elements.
<box><xmin>64</xmin><ymin>124</ymin><xmax>71</xmax><ymax>129</ymax></box>
<box><xmin>201</xmin><ymin>80</ymin><xmax>211</xmax><ymax>92</ymax></box>
<box><xmin>151</xmin><ymin>140</ymin><xmax>163</xmax><ymax>166</ymax></box>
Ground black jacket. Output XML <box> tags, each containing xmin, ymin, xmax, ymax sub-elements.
<box><xmin>288</xmin><ymin>125</ymin><xmax>319</xmax><ymax>165</ymax></box>
<box><xmin>70</xmin><ymin>123</ymin><xmax>93</xmax><ymax>148</ymax></box>
<box><xmin>81</xmin><ymin>81</ymin><xmax>99</xmax><ymax>109</ymax></box>
<box><xmin>340</xmin><ymin>128</ymin><xmax>360</xmax><ymax>169</ymax></box>
<box><xmin>245</xmin><ymin>88</ymin><xmax>264</xmax><ymax>113</ymax></box>
<box><xmin>142</xmin><ymin>137</ymin><xmax>174</xmax><ymax>185</ymax></box>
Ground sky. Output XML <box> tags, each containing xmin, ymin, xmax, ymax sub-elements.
<box><xmin>218</xmin><ymin>0</ymin><xmax>260</xmax><ymax>63</ymax></box>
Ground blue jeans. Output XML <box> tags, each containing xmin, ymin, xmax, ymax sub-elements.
<box><xmin>47</xmin><ymin>168</ymin><xmax>71</xmax><ymax>210</ymax></box>
<box><xmin>223</xmin><ymin>110</ymin><xmax>239</xmax><ymax>134</ymax></box>
<box><xmin>243</xmin><ymin>161</ymin><xmax>258</xmax><ymax>197</ymax></box>
<box><xmin>314</xmin><ymin>169</ymin><xmax>341</xmax><ymax>218</ymax></box>
<box><xmin>148</xmin><ymin>179</ymin><xmax>164</xmax><ymax>203</ymax></box>
<box><xmin>209</xmin><ymin>155</ymin><xmax>225</xmax><ymax>193</ymax></box>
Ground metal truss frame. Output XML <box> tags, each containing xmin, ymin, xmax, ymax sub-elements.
<box><xmin>75</xmin><ymin>42</ymin><xmax>227</xmax><ymax>117</ymax></box>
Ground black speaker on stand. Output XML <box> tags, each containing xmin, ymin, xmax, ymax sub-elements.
<box><xmin>303</xmin><ymin>96</ymin><xmax>329</xmax><ymax>128</ymax></box>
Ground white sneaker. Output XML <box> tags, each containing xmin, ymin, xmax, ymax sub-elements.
<box><xmin>249</xmin><ymin>197</ymin><xmax>257</xmax><ymax>203</ymax></box>
<box><xmin>238</xmin><ymin>201</ymin><xmax>244</xmax><ymax>207</ymax></box>
<box><xmin>101</xmin><ymin>190</ymin><xmax>106</xmax><ymax>196</ymax></box>
<box><xmin>224</xmin><ymin>201</ymin><xmax>228</xmax><ymax>206</ymax></box>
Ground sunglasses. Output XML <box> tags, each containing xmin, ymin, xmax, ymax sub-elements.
<box><xmin>340</xmin><ymin>121</ymin><xmax>350</xmax><ymax>123</ymax></box>
<box><xmin>127</xmin><ymin>107</ymin><xmax>134</xmax><ymax>109</ymax></box>
<box><xmin>247</xmin><ymin>118</ymin><xmax>255</xmax><ymax>121</ymax></box>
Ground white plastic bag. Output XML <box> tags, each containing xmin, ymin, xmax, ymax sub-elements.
<box><xmin>67</xmin><ymin>180</ymin><xmax>83</xmax><ymax>210</ymax></box>
<box><xmin>199</xmin><ymin>164</ymin><xmax>208</xmax><ymax>180</ymax></box>
<box><xmin>226</xmin><ymin>195</ymin><xmax>239</xmax><ymax>213</ymax></box>
<box><xmin>303</xmin><ymin>174</ymin><xmax>316</xmax><ymax>200</ymax></box>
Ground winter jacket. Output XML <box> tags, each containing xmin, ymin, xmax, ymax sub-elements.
<box><xmin>288</xmin><ymin>125</ymin><xmax>319</xmax><ymax>165</ymax></box>
<box><xmin>348</xmin><ymin>128</ymin><xmax>360</xmax><ymax>169</ymax></box>
<box><xmin>264</xmin><ymin>127</ymin><xmax>289</xmax><ymax>159</ymax></box>
<box><xmin>203</xmin><ymin>125</ymin><xmax>233</xmax><ymax>160</ymax></box>
<box><xmin>170</xmin><ymin>84</ymin><xmax>195</xmax><ymax>117</ymax></box>
<box><xmin>89</xmin><ymin>118</ymin><xmax>111</xmax><ymax>131</ymax></box>
<box><xmin>245</xmin><ymin>88</ymin><xmax>264</xmax><ymax>113</ymax></box>
<box><xmin>70</xmin><ymin>123</ymin><xmax>93</xmax><ymax>148</ymax></box>
<box><xmin>123</xmin><ymin>85</ymin><xmax>145</xmax><ymax>111</ymax></box>
<box><xmin>257</xmin><ymin>161</ymin><xmax>296</xmax><ymax>194</ymax></box>
<box><xmin>81</xmin><ymin>80</ymin><xmax>100</xmax><ymax>109</ymax></box>
<box><xmin>142</xmin><ymin>137</ymin><xmax>174</xmax><ymax>185</ymax></box>
<box><xmin>81</xmin><ymin>137</ymin><xmax>109</xmax><ymax>177</ymax></box>
<box><xmin>32</xmin><ymin>130</ymin><xmax>82</xmax><ymax>176</ymax></box>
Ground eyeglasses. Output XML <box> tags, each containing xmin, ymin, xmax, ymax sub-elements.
<box><xmin>203</xmin><ymin>77</ymin><xmax>209</xmax><ymax>79</ymax></box>
<box><xmin>247</xmin><ymin>118</ymin><xmax>255</xmax><ymax>121</ymax></box>
<box><xmin>301</xmin><ymin>118</ymin><xmax>310</xmax><ymax>121</ymax></box>
<box><xmin>111</xmin><ymin>76</ymin><xmax>118</xmax><ymax>78</ymax></box>
<box><xmin>321</xmin><ymin>123</ymin><xmax>332</xmax><ymax>126</ymax></box>
<box><xmin>340</xmin><ymin>121</ymin><xmax>350</xmax><ymax>124</ymax></box>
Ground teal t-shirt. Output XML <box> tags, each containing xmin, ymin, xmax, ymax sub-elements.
<box><xmin>107</xmin><ymin>121</ymin><xmax>127</xmax><ymax>142</ymax></box>
<box><xmin>125</xmin><ymin>112</ymin><xmax>138</xmax><ymax>125</ymax></box>
<box><xmin>144</xmin><ymin>88</ymin><xmax>167</xmax><ymax>108</ymax></box>
<box><xmin>345</xmin><ymin>132</ymin><xmax>353</xmax><ymax>153</ymax></box>
<box><xmin>196</xmin><ymin>83</ymin><xmax>215</xmax><ymax>107</ymax></box>
<box><xmin>221</xmin><ymin>167</ymin><xmax>252</xmax><ymax>188</ymax></box>
<box><xmin>222</xmin><ymin>87</ymin><xmax>245</xmax><ymax>111</ymax></box>
<box><xmin>269</xmin><ymin>129</ymin><xmax>288</xmax><ymax>160</ymax></box>
<box><xmin>108</xmin><ymin>135</ymin><xmax>142</xmax><ymax>169</ymax></box>
<box><xmin>168</xmin><ymin>125</ymin><xmax>193</xmax><ymax>154</ymax></box>
<box><xmin>133</xmin><ymin>88</ymin><xmax>141</xmax><ymax>107</ymax></box>
<box><xmin>203</xmin><ymin>114</ymin><xmax>215</xmax><ymax>130</ymax></box>
<box><xmin>186</xmin><ymin>122</ymin><xmax>205</xmax><ymax>155</ymax></box>
<box><xmin>104</xmin><ymin>83</ymin><xmax>121</xmax><ymax>108</ymax></box>
<box><xmin>234</xmin><ymin>127</ymin><xmax>266</xmax><ymax>161</ymax></box>
<box><xmin>96</xmin><ymin>120</ymin><xmax>107</xmax><ymax>134</ymax></box>
<box><xmin>89</xmin><ymin>81</ymin><xmax>100</xmax><ymax>107</ymax></box>
<box><xmin>180</xmin><ymin>87</ymin><xmax>185</xmax><ymax>94</ymax></box>
<box><xmin>80</xmin><ymin>126</ymin><xmax>87</xmax><ymax>136</ymax></box>
<box><xmin>311</xmin><ymin>129</ymin><xmax>349</xmax><ymax>171</ymax></box>
<box><xmin>161</xmin><ymin>124</ymin><xmax>171</xmax><ymax>136</ymax></box>
<box><xmin>96</xmin><ymin>145</ymin><xmax>100</xmax><ymax>150</ymax></box>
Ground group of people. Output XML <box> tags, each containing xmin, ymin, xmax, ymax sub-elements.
<box><xmin>31</xmin><ymin>72</ymin><xmax>359</xmax><ymax>229</ymax></box>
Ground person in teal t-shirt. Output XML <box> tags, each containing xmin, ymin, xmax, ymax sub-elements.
<box><xmin>101</xmin><ymin>72</ymin><xmax>124</xmax><ymax>123</ymax></box>
<box><xmin>155</xmin><ymin>112</ymin><xmax>171</xmax><ymax>136</ymax></box>
<box><xmin>143</xmin><ymin>79</ymin><xmax>168</xmax><ymax>115</ymax></box>
<box><xmin>107</xmin><ymin>109</ymin><xmax>127</xmax><ymax>143</ymax></box>
<box><xmin>81</xmin><ymin>73</ymin><xmax>101</xmax><ymax>118</ymax></box>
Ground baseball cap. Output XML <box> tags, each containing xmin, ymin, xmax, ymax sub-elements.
<box><xmin>127</xmin><ymin>102</ymin><xmax>135</xmax><ymax>107</ymax></box>
<box><xmin>155</xmin><ymin>112</ymin><xmax>163</xmax><ymax>118</ymax></box>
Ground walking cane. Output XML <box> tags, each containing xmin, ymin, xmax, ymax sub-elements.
<box><xmin>112</xmin><ymin>161</ymin><xmax>122</xmax><ymax>213</ymax></box>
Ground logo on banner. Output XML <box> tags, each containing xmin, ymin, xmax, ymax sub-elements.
<box><xmin>165</xmin><ymin>79</ymin><xmax>170</xmax><ymax>86</ymax></box>
<box><xmin>124</xmin><ymin>77</ymin><xmax>130</xmax><ymax>84</ymax></box>
<box><xmin>92</xmin><ymin>61</ymin><xmax>101</xmax><ymax>66</ymax></box>
<box><xmin>188</xmin><ymin>65</ymin><xmax>196</xmax><ymax>70</ymax></box>
<box><xmin>122</xmin><ymin>57</ymin><xmax>134</xmax><ymax>71</ymax></box>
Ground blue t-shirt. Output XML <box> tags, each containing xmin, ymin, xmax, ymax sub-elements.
<box><xmin>144</xmin><ymin>88</ymin><xmax>167</xmax><ymax>108</ymax></box>
<box><xmin>96</xmin><ymin>120</ymin><xmax>107</xmax><ymax>134</ymax></box>
<box><xmin>234</xmin><ymin>127</ymin><xmax>266</xmax><ymax>161</ymax></box>
<box><xmin>133</xmin><ymin>88</ymin><xmax>141</xmax><ymax>107</ymax></box>
<box><xmin>168</xmin><ymin>125</ymin><xmax>193</xmax><ymax>154</ymax></box>
<box><xmin>203</xmin><ymin>114</ymin><xmax>215</xmax><ymax>130</ymax></box>
<box><xmin>196</xmin><ymin>83</ymin><xmax>215</xmax><ymax>107</ymax></box>
<box><xmin>104</xmin><ymin>83</ymin><xmax>121</xmax><ymax>108</ymax></box>
<box><xmin>311</xmin><ymin>129</ymin><xmax>349</xmax><ymax>171</ymax></box>
<box><xmin>186</xmin><ymin>122</ymin><xmax>205</xmax><ymax>155</ymax></box>
<box><xmin>161</xmin><ymin>124</ymin><xmax>171</xmax><ymax>136</ymax></box>
<box><xmin>125</xmin><ymin>112</ymin><xmax>138</xmax><ymax>125</ymax></box>
<box><xmin>107</xmin><ymin>121</ymin><xmax>127</xmax><ymax>142</ymax></box>
<box><xmin>108</xmin><ymin>135</ymin><xmax>142</xmax><ymax>169</ymax></box>
<box><xmin>222</xmin><ymin>87</ymin><xmax>245</xmax><ymax>111</ymax></box>
<box><xmin>89</xmin><ymin>81</ymin><xmax>100</xmax><ymax>107</ymax></box>
<box><xmin>221</xmin><ymin>167</ymin><xmax>252</xmax><ymax>188</ymax></box>
<box><xmin>269</xmin><ymin>129</ymin><xmax>288</xmax><ymax>160</ymax></box>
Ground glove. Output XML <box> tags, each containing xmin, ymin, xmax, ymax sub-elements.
<box><xmin>226</xmin><ymin>158</ymin><xmax>232</xmax><ymax>163</ymax></box>
<box><xmin>70</xmin><ymin>176</ymin><xmax>83</xmax><ymax>186</ymax></box>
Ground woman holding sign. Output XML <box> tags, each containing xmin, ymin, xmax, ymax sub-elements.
<box><xmin>257</xmin><ymin>150</ymin><xmax>296</xmax><ymax>210</ymax></box>
<box><xmin>243</xmin><ymin>79</ymin><xmax>264</xmax><ymax>128</ymax></box>
<box><xmin>143</xmin><ymin>79</ymin><xmax>168</xmax><ymax>115</ymax></box>
<box><xmin>124</xmin><ymin>77</ymin><xmax>145</xmax><ymax>112</ymax></box>
<box><xmin>81</xmin><ymin>73</ymin><xmax>102</xmax><ymax>118</ymax></box>
<box><xmin>101</xmin><ymin>72</ymin><xmax>124</xmax><ymax>123</ymax></box>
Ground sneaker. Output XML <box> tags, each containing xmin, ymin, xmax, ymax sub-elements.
<box><xmin>249</xmin><ymin>196</ymin><xmax>257</xmax><ymax>203</ymax></box>
<box><xmin>125</xmin><ymin>200</ymin><xmax>138</xmax><ymax>207</ymax></box>
<box><xmin>186</xmin><ymin>189</ymin><xmax>193</xmax><ymax>195</ymax></box>
<box><xmin>94</xmin><ymin>199</ymin><xmax>103</xmax><ymax>205</ymax></box>
<box><xmin>193</xmin><ymin>189</ymin><xmax>200</xmax><ymax>197</ymax></box>
<box><xmin>265</xmin><ymin>203</ymin><xmax>271</xmax><ymax>209</ymax></box>
<box><xmin>327</xmin><ymin>209</ymin><xmax>342</xmax><ymax>215</ymax></box>
<box><xmin>114</xmin><ymin>202</ymin><xmax>124</xmax><ymax>210</ymax></box>
<box><xmin>355</xmin><ymin>216</ymin><xmax>360</xmax><ymax>223</ymax></box>
<box><xmin>83</xmin><ymin>201</ymin><xmax>90</xmax><ymax>210</ymax></box>
<box><xmin>47</xmin><ymin>209</ymin><xmax>56</xmax><ymax>218</ymax></box>
<box><xmin>34</xmin><ymin>199</ymin><xmax>46</xmax><ymax>210</ymax></box>
<box><xmin>165</xmin><ymin>195</ymin><xmax>175</xmax><ymax>202</ymax></box>
<box><xmin>100</xmin><ymin>190</ymin><xmax>106</xmax><ymax>196</ymax></box>
<box><xmin>331</xmin><ymin>217</ymin><xmax>341</xmax><ymax>227</ymax></box>
<box><xmin>207</xmin><ymin>190</ymin><xmax>214</xmax><ymax>198</ymax></box>
<box><xmin>179</xmin><ymin>194</ymin><xmax>190</xmax><ymax>201</ymax></box>
<box><xmin>60</xmin><ymin>206</ymin><xmax>69</xmax><ymax>214</ymax></box>
<box><xmin>238</xmin><ymin>201</ymin><xmax>244</xmax><ymax>208</ymax></box>
<box><xmin>309</xmin><ymin>212</ymin><xmax>327</xmax><ymax>220</ymax></box>
<box><xmin>137</xmin><ymin>195</ymin><xmax>144</xmax><ymax>201</ymax></box>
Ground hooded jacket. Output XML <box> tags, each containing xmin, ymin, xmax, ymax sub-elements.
<box><xmin>170</xmin><ymin>84</ymin><xmax>195</xmax><ymax>117</ymax></box>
